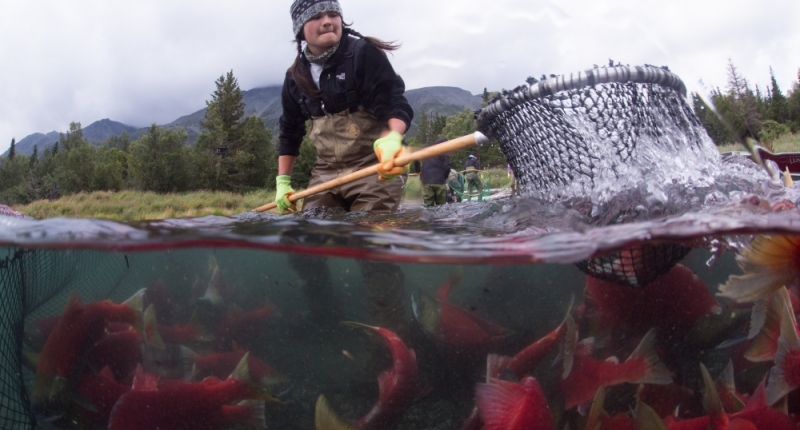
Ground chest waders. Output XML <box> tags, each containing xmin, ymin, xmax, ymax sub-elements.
<box><xmin>290</xmin><ymin>109</ymin><xmax>408</xmax><ymax>336</ymax></box>
<box><xmin>303</xmin><ymin>109</ymin><xmax>405</xmax><ymax>213</ymax></box>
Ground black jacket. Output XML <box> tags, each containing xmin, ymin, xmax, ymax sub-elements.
<box><xmin>465</xmin><ymin>157</ymin><xmax>481</xmax><ymax>170</ymax></box>
<box><xmin>420</xmin><ymin>154</ymin><xmax>451</xmax><ymax>184</ymax></box>
<box><xmin>278</xmin><ymin>35</ymin><xmax>414</xmax><ymax>156</ymax></box>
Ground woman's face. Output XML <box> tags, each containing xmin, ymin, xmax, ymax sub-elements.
<box><xmin>303</xmin><ymin>11</ymin><xmax>343</xmax><ymax>55</ymax></box>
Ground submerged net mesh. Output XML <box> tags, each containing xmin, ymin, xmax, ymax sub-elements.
<box><xmin>0</xmin><ymin>247</ymin><xmax>147</xmax><ymax>429</ymax></box>
<box><xmin>477</xmin><ymin>65</ymin><xmax>711</xmax><ymax>287</ymax></box>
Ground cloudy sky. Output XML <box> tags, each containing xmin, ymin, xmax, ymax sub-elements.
<box><xmin>1</xmin><ymin>0</ymin><xmax>798</xmax><ymax>153</ymax></box>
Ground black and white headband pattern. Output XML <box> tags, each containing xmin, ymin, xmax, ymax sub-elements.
<box><xmin>290</xmin><ymin>0</ymin><xmax>343</xmax><ymax>37</ymax></box>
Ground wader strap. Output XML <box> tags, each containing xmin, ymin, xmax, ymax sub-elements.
<box><xmin>344</xmin><ymin>38</ymin><xmax>363</xmax><ymax>110</ymax></box>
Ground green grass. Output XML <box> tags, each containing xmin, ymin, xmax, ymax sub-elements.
<box><xmin>13</xmin><ymin>190</ymin><xmax>277</xmax><ymax>221</ymax></box>
<box><xmin>13</xmin><ymin>168</ymin><xmax>517</xmax><ymax>220</ymax></box>
<box><xmin>717</xmin><ymin>132</ymin><xmax>800</xmax><ymax>153</ymax></box>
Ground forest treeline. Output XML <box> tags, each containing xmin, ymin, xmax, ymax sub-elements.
<box><xmin>2</xmin><ymin>61</ymin><xmax>799</xmax><ymax>206</ymax></box>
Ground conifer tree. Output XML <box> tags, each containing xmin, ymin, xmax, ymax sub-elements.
<box><xmin>30</xmin><ymin>145</ymin><xmax>38</xmax><ymax>167</ymax></box>
<box><xmin>203</xmin><ymin>70</ymin><xmax>245</xmax><ymax>139</ymax></box>
<box><xmin>767</xmin><ymin>67</ymin><xmax>789</xmax><ymax>123</ymax></box>
<box><xmin>8</xmin><ymin>138</ymin><xmax>15</xmax><ymax>160</ymax></box>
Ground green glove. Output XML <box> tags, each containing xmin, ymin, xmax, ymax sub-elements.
<box><xmin>373</xmin><ymin>131</ymin><xmax>407</xmax><ymax>181</ymax></box>
<box><xmin>275</xmin><ymin>175</ymin><xmax>297</xmax><ymax>213</ymax></box>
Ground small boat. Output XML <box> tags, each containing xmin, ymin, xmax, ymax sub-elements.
<box><xmin>722</xmin><ymin>145</ymin><xmax>800</xmax><ymax>181</ymax></box>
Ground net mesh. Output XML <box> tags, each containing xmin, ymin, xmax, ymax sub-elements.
<box><xmin>0</xmin><ymin>247</ymin><xmax>148</xmax><ymax>429</ymax></box>
<box><xmin>574</xmin><ymin>242</ymin><xmax>692</xmax><ymax>288</ymax></box>
<box><xmin>478</xmin><ymin>65</ymin><xmax>706</xmax><ymax>201</ymax></box>
<box><xmin>477</xmin><ymin>65</ymin><xmax>709</xmax><ymax>287</ymax></box>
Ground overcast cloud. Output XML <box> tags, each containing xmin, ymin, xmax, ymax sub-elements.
<box><xmin>2</xmin><ymin>0</ymin><xmax>798</xmax><ymax>153</ymax></box>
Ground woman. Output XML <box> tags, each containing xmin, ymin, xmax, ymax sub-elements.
<box><xmin>276</xmin><ymin>0</ymin><xmax>413</xmax><ymax>333</ymax></box>
<box><xmin>275</xmin><ymin>0</ymin><xmax>414</xmax><ymax>213</ymax></box>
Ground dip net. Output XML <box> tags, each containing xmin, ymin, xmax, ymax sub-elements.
<box><xmin>477</xmin><ymin>64</ymin><xmax>714</xmax><ymax>288</ymax></box>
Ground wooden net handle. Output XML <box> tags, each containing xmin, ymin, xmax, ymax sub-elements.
<box><xmin>253</xmin><ymin>132</ymin><xmax>487</xmax><ymax>212</ymax></box>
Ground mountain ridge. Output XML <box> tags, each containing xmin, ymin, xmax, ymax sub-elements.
<box><xmin>6</xmin><ymin>85</ymin><xmax>482</xmax><ymax>156</ymax></box>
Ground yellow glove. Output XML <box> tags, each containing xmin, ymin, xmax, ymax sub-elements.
<box><xmin>373</xmin><ymin>131</ymin><xmax>407</xmax><ymax>181</ymax></box>
<box><xmin>275</xmin><ymin>175</ymin><xmax>297</xmax><ymax>213</ymax></box>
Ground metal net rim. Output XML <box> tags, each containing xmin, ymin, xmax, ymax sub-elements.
<box><xmin>476</xmin><ymin>65</ymin><xmax>688</xmax><ymax>129</ymax></box>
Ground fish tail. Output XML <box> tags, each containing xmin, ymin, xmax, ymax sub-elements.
<box><xmin>237</xmin><ymin>399</ymin><xmax>266</xmax><ymax>429</ymax></box>
<box><xmin>315</xmin><ymin>395</ymin><xmax>358</xmax><ymax>430</ymax></box>
<box><xmin>716</xmin><ymin>360</ymin><xmax>745</xmax><ymax>413</ymax></box>
<box><xmin>627</xmin><ymin>329</ymin><xmax>673</xmax><ymax>385</ymax></box>
<box><xmin>766</xmin><ymin>297</ymin><xmax>800</xmax><ymax>406</ymax></box>
<box><xmin>745</xmin><ymin>287</ymin><xmax>794</xmax><ymax>361</ymax></box>
<box><xmin>436</xmin><ymin>267</ymin><xmax>464</xmax><ymax>300</ymax></box>
<box><xmin>179</xmin><ymin>346</ymin><xmax>198</xmax><ymax>381</ymax></box>
<box><xmin>718</xmin><ymin>236</ymin><xmax>800</xmax><ymax>303</ymax></box>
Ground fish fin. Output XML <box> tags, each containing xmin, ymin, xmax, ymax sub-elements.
<box><xmin>627</xmin><ymin>329</ymin><xmax>673</xmax><ymax>385</ymax></box>
<box><xmin>634</xmin><ymin>401</ymin><xmax>669</xmax><ymax>430</ymax></box>
<box><xmin>784</xmin><ymin>167</ymin><xmax>794</xmax><ymax>187</ymax></box>
<box><xmin>584</xmin><ymin>386</ymin><xmax>607</xmax><ymax>430</ymax></box>
<box><xmin>719</xmin><ymin>272</ymin><xmax>789</xmax><ymax>303</ymax></box>
<box><xmin>717</xmin><ymin>360</ymin><xmax>745</xmax><ymax>413</ymax></box>
<box><xmin>555</xmin><ymin>314</ymin><xmax>579</xmax><ymax>379</ymax></box>
<box><xmin>122</xmin><ymin>288</ymin><xmax>146</xmax><ymax>315</ymax></box>
<box><xmin>746</xmin><ymin>286</ymin><xmax>795</xmax><ymax>362</ymax></box>
<box><xmin>717</xmin><ymin>360</ymin><xmax>735</xmax><ymax>393</ymax></box>
<box><xmin>436</xmin><ymin>267</ymin><xmax>464</xmax><ymax>300</ymax></box>
<box><xmin>143</xmin><ymin>305</ymin><xmax>165</xmax><ymax>350</ymax></box>
<box><xmin>747</xmin><ymin>295</ymin><xmax>770</xmax><ymax>339</ymax></box>
<box><xmin>315</xmin><ymin>395</ymin><xmax>357</xmax><ymax>430</ymax></box>
<box><xmin>719</xmin><ymin>236</ymin><xmax>800</xmax><ymax>303</ymax></box>
<box><xmin>132</xmin><ymin>364</ymin><xmax>159</xmax><ymax>391</ymax></box>
<box><xmin>200</xmin><ymin>280</ymin><xmax>224</xmax><ymax>308</ymax></box>
<box><xmin>237</xmin><ymin>399</ymin><xmax>266</xmax><ymax>429</ymax></box>
<box><xmin>476</xmin><ymin>377</ymin><xmax>551</xmax><ymax>430</ymax></box>
<box><xmin>700</xmin><ymin>363</ymin><xmax>723</xmax><ymax>417</ymax></box>
<box><xmin>180</xmin><ymin>346</ymin><xmax>198</xmax><ymax>381</ymax></box>
<box><xmin>230</xmin><ymin>352</ymin><xmax>251</xmax><ymax>382</ymax></box>
<box><xmin>411</xmin><ymin>291</ymin><xmax>440</xmax><ymax>336</ymax></box>
<box><xmin>766</xmin><ymin>332</ymin><xmax>800</xmax><ymax>405</ymax></box>
<box><xmin>486</xmin><ymin>354</ymin><xmax>512</xmax><ymax>382</ymax></box>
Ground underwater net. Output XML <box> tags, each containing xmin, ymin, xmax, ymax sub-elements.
<box><xmin>0</xmin><ymin>246</ymin><xmax>136</xmax><ymax>429</ymax></box>
<box><xmin>477</xmin><ymin>64</ymin><xmax>719</xmax><ymax>287</ymax></box>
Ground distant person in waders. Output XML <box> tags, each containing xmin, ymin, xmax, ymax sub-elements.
<box><xmin>418</xmin><ymin>137</ymin><xmax>451</xmax><ymax>207</ymax></box>
<box><xmin>464</xmin><ymin>153</ymin><xmax>482</xmax><ymax>195</ymax></box>
<box><xmin>275</xmin><ymin>0</ymin><xmax>414</xmax><ymax>335</ymax></box>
